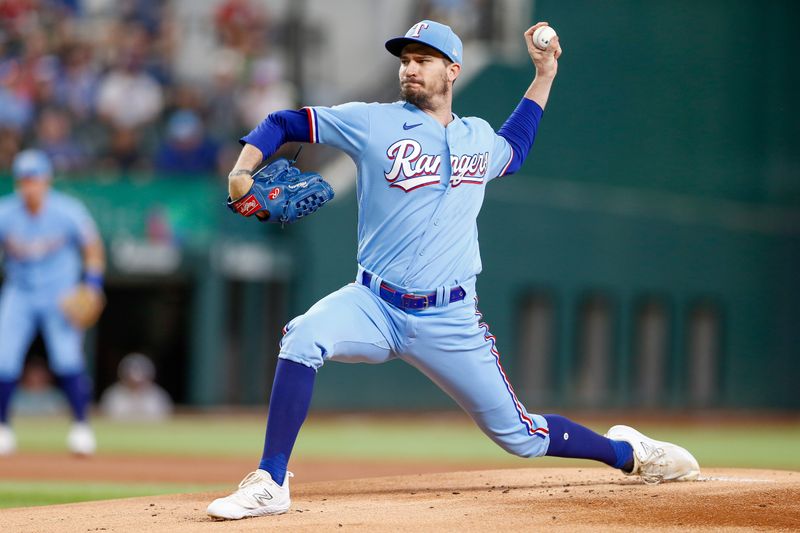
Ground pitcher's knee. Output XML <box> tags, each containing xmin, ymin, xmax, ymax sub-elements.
<box><xmin>278</xmin><ymin>316</ymin><xmax>327</xmax><ymax>370</ymax></box>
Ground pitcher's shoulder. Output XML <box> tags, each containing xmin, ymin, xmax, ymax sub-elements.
<box><xmin>367</xmin><ymin>101</ymin><xmax>410</xmax><ymax>115</ymax></box>
<box><xmin>312</xmin><ymin>101</ymin><xmax>385</xmax><ymax>112</ymax></box>
<box><xmin>459</xmin><ymin>115</ymin><xmax>495</xmax><ymax>132</ymax></box>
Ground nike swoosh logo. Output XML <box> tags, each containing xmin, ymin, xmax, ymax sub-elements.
<box><xmin>403</xmin><ymin>122</ymin><xmax>423</xmax><ymax>130</ymax></box>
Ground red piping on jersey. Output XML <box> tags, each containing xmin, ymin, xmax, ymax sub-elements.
<box><xmin>499</xmin><ymin>147</ymin><xmax>514</xmax><ymax>177</ymax></box>
<box><xmin>475</xmin><ymin>298</ymin><xmax>548</xmax><ymax>439</ymax></box>
<box><xmin>304</xmin><ymin>107</ymin><xmax>316</xmax><ymax>143</ymax></box>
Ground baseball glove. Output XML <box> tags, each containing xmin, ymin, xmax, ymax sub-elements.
<box><xmin>60</xmin><ymin>284</ymin><xmax>106</xmax><ymax>329</ymax></box>
<box><xmin>226</xmin><ymin>158</ymin><xmax>334</xmax><ymax>225</ymax></box>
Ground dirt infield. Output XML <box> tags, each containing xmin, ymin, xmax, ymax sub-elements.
<box><xmin>2</xmin><ymin>468</ymin><xmax>798</xmax><ymax>532</ymax></box>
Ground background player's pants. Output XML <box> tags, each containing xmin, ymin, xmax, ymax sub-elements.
<box><xmin>0</xmin><ymin>285</ymin><xmax>86</xmax><ymax>380</ymax></box>
<box><xmin>280</xmin><ymin>282</ymin><xmax>551</xmax><ymax>458</ymax></box>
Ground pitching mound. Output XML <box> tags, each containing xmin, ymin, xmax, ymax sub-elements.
<box><xmin>2</xmin><ymin>468</ymin><xmax>798</xmax><ymax>532</ymax></box>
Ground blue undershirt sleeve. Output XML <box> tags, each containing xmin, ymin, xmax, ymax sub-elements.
<box><xmin>496</xmin><ymin>97</ymin><xmax>544</xmax><ymax>176</ymax></box>
<box><xmin>239</xmin><ymin>109</ymin><xmax>311</xmax><ymax>160</ymax></box>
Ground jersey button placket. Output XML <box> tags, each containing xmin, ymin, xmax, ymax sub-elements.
<box><xmin>404</xmin><ymin>147</ymin><xmax>450</xmax><ymax>277</ymax></box>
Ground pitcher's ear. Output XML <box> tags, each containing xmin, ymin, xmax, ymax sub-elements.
<box><xmin>449</xmin><ymin>62</ymin><xmax>461</xmax><ymax>82</ymax></box>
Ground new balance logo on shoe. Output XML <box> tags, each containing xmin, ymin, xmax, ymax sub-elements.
<box><xmin>253</xmin><ymin>489</ymin><xmax>274</xmax><ymax>505</ymax></box>
<box><xmin>207</xmin><ymin>470</ymin><xmax>293</xmax><ymax>520</ymax></box>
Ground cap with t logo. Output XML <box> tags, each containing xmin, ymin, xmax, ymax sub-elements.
<box><xmin>385</xmin><ymin>20</ymin><xmax>463</xmax><ymax>65</ymax></box>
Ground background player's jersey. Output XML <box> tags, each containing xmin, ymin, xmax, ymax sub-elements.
<box><xmin>0</xmin><ymin>191</ymin><xmax>98</xmax><ymax>291</ymax></box>
<box><xmin>306</xmin><ymin>101</ymin><xmax>512</xmax><ymax>290</ymax></box>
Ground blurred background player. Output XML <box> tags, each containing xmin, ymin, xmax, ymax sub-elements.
<box><xmin>0</xmin><ymin>149</ymin><xmax>105</xmax><ymax>456</ymax></box>
<box><xmin>100</xmin><ymin>352</ymin><xmax>173</xmax><ymax>422</ymax></box>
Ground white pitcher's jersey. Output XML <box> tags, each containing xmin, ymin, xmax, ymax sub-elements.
<box><xmin>305</xmin><ymin>101</ymin><xmax>512</xmax><ymax>290</ymax></box>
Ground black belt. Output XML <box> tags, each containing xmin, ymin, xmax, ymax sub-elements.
<box><xmin>360</xmin><ymin>271</ymin><xmax>466</xmax><ymax>311</ymax></box>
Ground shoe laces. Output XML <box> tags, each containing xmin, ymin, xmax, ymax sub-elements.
<box><xmin>638</xmin><ymin>445</ymin><xmax>668</xmax><ymax>485</ymax></box>
<box><xmin>236</xmin><ymin>470</ymin><xmax>292</xmax><ymax>490</ymax></box>
<box><xmin>238</xmin><ymin>471</ymin><xmax>269</xmax><ymax>489</ymax></box>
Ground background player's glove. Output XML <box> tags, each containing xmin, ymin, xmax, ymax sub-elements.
<box><xmin>60</xmin><ymin>284</ymin><xmax>106</xmax><ymax>329</ymax></box>
<box><xmin>226</xmin><ymin>158</ymin><xmax>334</xmax><ymax>225</ymax></box>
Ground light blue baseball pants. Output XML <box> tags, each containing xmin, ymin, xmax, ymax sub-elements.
<box><xmin>0</xmin><ymin>285</ymin><xmax>85</xmax><ymax>380</ymax></box>
<box><xmin>279</xmin><ymin>281</ymin><xmax>550</xmax><ymax>458</ymax></box>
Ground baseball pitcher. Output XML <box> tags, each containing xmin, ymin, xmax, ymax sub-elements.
<box><xmin>208</xmin><ymin>21</ymin><xmax>700</xmax><ymax>520</ymax></box>
<box><xmin>0</xmin><ymin>149</ymin><xmax>105</xmax><ymax>456</ymax></box>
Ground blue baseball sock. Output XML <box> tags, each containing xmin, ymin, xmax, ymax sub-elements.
<box><xmin>56</xmin><ymin>372</ymin><xmax>89</xmax><ymax>423</ymax></box>
<box><xmin>258</xmin><ymin>358</ymin><xmax>316</xmax><ymax>485</ymax></box>
<box><xmin>0</xmin><ymin>379</ymin><xmax>17</xmax><ymax>424</ymax></box>
<box><xmin>543</xmin><ymin>414</ymin><xmax>633</xmax><ymax>470</ymax></box>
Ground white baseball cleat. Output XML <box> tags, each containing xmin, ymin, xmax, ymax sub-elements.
<box><xmin>207</xmin><ymin>469</ymin><xmax>293</xmax><ymax>520</ymax></box>
<box><xmin>0</xmin><ymin>424</ymin><xmax>16</xmax><ymax>456</ymax></box>
<box><xmin>67</xmin><ymin>422</ymin><xmax>96</xmax><ymax>456</ymax></box>
<box><xmin>605</xmin><ymin>425</ymin><xmax>700</xmax><ymax>484</ymax></box>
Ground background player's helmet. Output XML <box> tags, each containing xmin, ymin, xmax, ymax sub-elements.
<box><xmin>385</xmin><ymin>20</ymin><xmax>463</xmax><ymax>65</ymax></box>
<box><xmin>12</xmin><ymin>149</ymin><xmax>53</xmax><ymax>181</ymax></box>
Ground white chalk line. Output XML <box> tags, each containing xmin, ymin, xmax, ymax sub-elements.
<box><xmin>699</xmin><ymin>476</ymin><xmax>776</xmax><ymax>483</ymax></box>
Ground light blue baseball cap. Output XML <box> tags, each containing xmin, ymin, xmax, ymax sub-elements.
<box><xmin>385</xmin><ymin>20</ymin><xmax>463</xmax><ymax>65</ymax></box>
<box><xmin>12</xmin><ymin>149</ymin><xmax>53</xmax><ymax>180</ymax></box>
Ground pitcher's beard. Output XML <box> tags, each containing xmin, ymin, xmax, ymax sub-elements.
<box><xmin>401</xmin><ymin>86</ymin><xmax>433</xmax><ymax>110</ymax></box>
<box><xmin>400</xmin><ymin>76</ymin><xmax>449</xmax><ymax>111</ymax></box>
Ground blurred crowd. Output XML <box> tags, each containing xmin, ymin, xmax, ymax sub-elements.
<box><xmin>12</xmin><ymin>351</ymin><xmax>173</xmax><ymax>421</ymax></box>
<box><xmin>0</xmin><ymin>0</ymin><xmax>296</xmax><ymax>180</ymax></box>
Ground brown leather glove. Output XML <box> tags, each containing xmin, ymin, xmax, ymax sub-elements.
<box><xmin>60</xmin><ymin>283</ymin><xmax>106</xmax><ymax>329</ymax></box>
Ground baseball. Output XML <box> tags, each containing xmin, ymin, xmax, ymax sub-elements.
<box><xmin>532</xmin><ymin>26</ymin><xmax>557</xmax><ymax>50</ymax></box>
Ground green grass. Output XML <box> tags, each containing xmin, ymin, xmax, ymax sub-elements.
<box><xmin>13</xmin><ymin>415</ymin><xmax>526</xmax><ymax>460</ymax></box>
<box><xmin>12</xmin><ymin>415</ymin><xmax>800</xmax><ymax>468</ymax></box>
<box><xmin>639</xmin><ymin>424</ymin><xmax>800</xmax><ymax>470</ymax></box>
<box><xmin>0</xmin><ymin>481</ymin><xmax>224</xmax><ymax>509</ymax></box>
<box><xmin>14</xmin><ymin>416</ymin><xmax>266</xmax><ymax>457</ymax></box>
<box><xmin>3</xmin><ymin>414</ymin><xmax>798</xmax><ymax>509</ymax></box>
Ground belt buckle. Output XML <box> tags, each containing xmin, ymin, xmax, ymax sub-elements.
<box><xmin>402</xmin><ymin>293</ymin><xmax>429</xmax><ymax>310</ymax></box>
